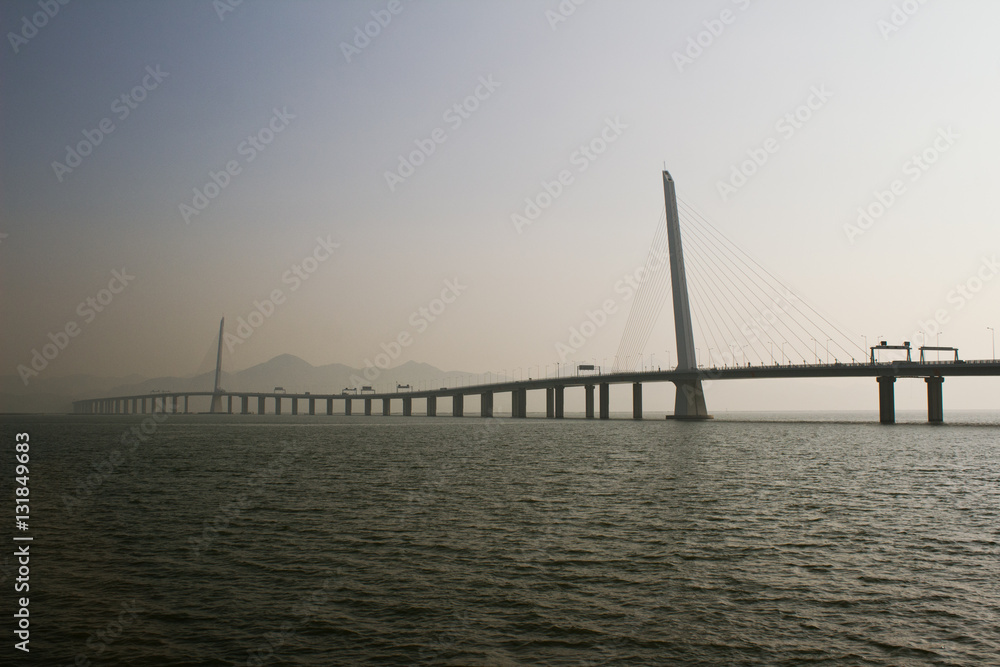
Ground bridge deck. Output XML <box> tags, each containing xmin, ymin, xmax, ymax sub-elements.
<box><xmin>74</xmin><ymin>359</ymin><xmax>1000</xmax><ymax>406</ymax></box>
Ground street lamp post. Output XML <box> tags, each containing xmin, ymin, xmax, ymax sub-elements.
<box><xmin>782</xmin><ymin>342</ymin><xmax>788</xmax><ymax>365</ymax></box>
<box><xmin>811</xmin><ymin>337</ymin><xmax>817</xmax><ymax>364</ymax></box>
<box><xmin>826</xmin><ymin>338</ymin><xmax>831</xmax><ymax>364</ymax></box>
<box><xmin>988</xmin><ymin>327</ymin><xmax>995</xmax><ymax>361</ymax></box>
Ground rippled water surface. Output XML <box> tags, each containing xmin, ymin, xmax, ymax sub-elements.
<box><xmin>6</xmin><ymin>413</ymin><xmax>1000</xmax><ymax>665</ymax></box>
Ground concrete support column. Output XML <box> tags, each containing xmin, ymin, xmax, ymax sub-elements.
<box><xmin>327</xmin><ymin>398</ymin><xmax>333</xmax><ymax>416</ymax></box>
<box><xmin>925</xmin><ymin>376</ymin><xmax>944</xmax><ymax>423</ymax></box>
<box><xmin>403</xmin><ymin>397</ymin><xmax>412</xmax><ymax>416</ymax></box>
<box><xmin>291</xmin><ymin>398</ymin><xmax>298</xmax><ymax>415</ymax></box>
<box><xmin>309</xmin><ymin>398</ymin><xmax>316</xmax><ymax>415</ymax></box>
<box><xmin>670</xmin><ymin>380</ymin><xmax>711</xmax><ymax>420</ymax></box>
<box><xmin>132</xmin><ymin>398</ymin><xmax>138</xmax><ymax>414</ymax></box>
<box><xmin>258</xmin><ymin>396</ymin><xmax>266</xmax><ymax>414</ymax></box>
<box><xmin>141</xmin><ymin>398</ymin><xmax>147</xmax><ymax>414</ymax></box>
<box><xmin>514</xmin><ymin>388</ymin><xmax>527</xmax><ymax>418</ymax></box>
<box><xmin>183</xmin><ymin>396</ymin><xmax>188</xmax><ymax>414</ymax></box>
<box><xmin>242</xmin><ymin>396</ymin><xmax>249</xmax><ymax>414</ymax></box>
<box><xmin>227</xmin><ymin>395</ymin><xmax>233</xmax><ymax>414</ymax></box>
<box><xmin>546</xmin><ymin>388</ymin><xmax>555</xmax><ymax>418</ymax></box>
<box><xmin>555</xmin><ymin>386</ymin><xmax>564</xmax><ymax>419</ymax></box>
<box><xmin>633</xmin><ymin>383</ymin><xmax>642</xmax><ymax>420</ymax></box>
<box><xmin>877</xmin><ymin>376</ymin><xmax>895</xmax><ymax>424</ymax></box>
<box><xmin>171</xmin><ymin>396</ymin><xmax>178</xmax><ymax>414</ymax></box>
<box><xmin>365</xmin><ymin>398</ymin><xmax>372</xmax><ymax>416</ymax></box>
<box><xmin>345</xmin><ymin>399</ymin><xmax>352</xmax><ymax>416</ymax></box>
<box><xmin>480</xmin><ymin>392</ymin><xmax>493</xmax><ymax>418</ymax></box>
<box><xmin>275</xmin><ymin>397</ymin><xmax>282</xmax><ymax>415</ymax></box>
<box><xmin>453</xmin><ymin>394</ymin><xmax>464</xmax><ymax>417</ymax></box>
<box><xmin>585</xmin><ymin>385</ymin><xmax>595</xmax><ymax>419</ymax></box>
<box><xmin>427</xmin><ymin>396</ymin><xmax>436</xmax><ymax>417</ymax></box>
<box><xmin>599</xmin><ymin>383</ymin><xmax>610</xmax><ymax>420</ymax></box>
<box><xmin>382</xmin><ymin>398</ymin><xmax>391</xmax><ymax>416</ymax></box>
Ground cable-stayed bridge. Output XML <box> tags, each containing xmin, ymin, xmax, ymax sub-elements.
<box><xmin>74</xmin><ymin>172</ymin><xmax>1000</xmax><ymax>424</ymax></box>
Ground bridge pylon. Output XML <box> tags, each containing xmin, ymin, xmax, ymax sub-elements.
<box><xmin>209</xmin><ymin>317</ymin><xmax>225</xmax><ymax>413</ymax></box>
<box><xmin>662</xmin><ymin>171</ymin><xmax>712</xmax><ymax>419</ymax></box>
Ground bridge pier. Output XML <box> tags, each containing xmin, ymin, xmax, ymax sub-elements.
<box><xmin>585</xmin><ymin>385</ymin><xmax>594</xmax><ymax>419</ymax></box>
<box><xmin>481</xmin><ymin>392</ymin><xmax>493</xmax><ymax>417</ymax></box>
<box><xmin>546</xmin><ymin>388</ymin><xmax>555</xmax><ymax>418</ymax></box>
<box><xmin>365</xmin><ymin>398</ymin><xmax>372</xmax><ymax>416</ymax></box>
<box><xmin>926</xmin><ymin>376</ymin><xmax>944</xmax><ymax>423</ymax></box>
<box><xmin>877</xmin><ymin>376</ymin><xmax>895</xmax><ymax>424</ymax></box>
<box><xmin>172</xmin><ymin>396</ymin><xmax>178</xmax><ymax>414</ymax></box>
<box><xmin>132</xmin><ymin>398</ymin><xmax>138</xmax><ymax>414</ymax></box>
<box><xmin>141</xmin><ymin>398</ymin><xmax>147</xmax><ymax>414</ymax></box>
<box><xmin>257</xmin><ymin>396</ymin><xmax>264</xmax><ymax>414</ymax></box>
<box><xmin>513</xmin><ymin>388</ymin><xmax>527</xmax><ymax>418</ymax></box>
<box><xmin>555</xmin><ymin>386</ymin><xmax>564</xmax><ymax>418</ymax></box>
<box><xmin>327</xmin><ymin>398</ymin><xmax>334</xmax><ymax>415</ymax></box>
<box><xmin>427</xmin><ymin>396</ymin><xmax>436</xmax><ymax>416</ymax></box>
<box><xmin>345</xmin><ymin>398</ymin><xmax>352</xmax><ymax>416</ymax></box>
<box><xmin>383</xmin><ymin>398</ymin><xmax>391</xmax><ymax>416</ymax></box>
<box><xmin>275</xmin><ymin>397</ymin><xmax>282</xmax><ymax>415</ymax></box>
<box><xmin>599</xmin><ymin>383</ymin><xmax>609</xmax><ymax>420</ymax></box>
<box><xmin>453</xmin><ymin>394</ymin><xmax>464</xmax><ymax>417</ymax></box>
<box><xmin>403</xmin><ymin>397</ymin><xmax>412</xmax><ymax>416</ymax></box>
<box><xmin>309</xmin><ymin>397</ymin><xmax>315</xmax><ymax>415</ymax></box>
<box><xmin>633</xmin><ymin>383</ymin><xmax>642</xmax><ymax>419</ymax></box>
<box><xmin>292</xmin><ymin>397</ymin><xmax>298</xmax><ymax>415</ymax></box>
<box><xmin>228</xmin><ymin>395</ymin><xmax>233</xmax><ymax>414</ymax></box>
<box><xmin>242</xmin><ymin>395</ymin><xmax>249</xmax><ymax>414</ymax></box>
<box><xmin>669</xmin><ymin>380</ymin><xmax>712</xmax><ymax>420</ymax></box>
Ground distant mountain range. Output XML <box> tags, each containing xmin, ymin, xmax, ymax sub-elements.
<box><xmin>0</xmin><ymin>354</ymin><xmax>475</xmax><ymax>413</ymax></box>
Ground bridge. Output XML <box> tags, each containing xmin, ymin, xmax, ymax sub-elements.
<box><xmin>73</xmin><ymin>171</ymin><xmax>999</xmax><ymax>424</ymax></box>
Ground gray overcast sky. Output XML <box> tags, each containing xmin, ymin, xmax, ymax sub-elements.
<box><xmin>2</xmin><ymin>0</ymin><xmax>999</xmax><ymax>410</ymax></box>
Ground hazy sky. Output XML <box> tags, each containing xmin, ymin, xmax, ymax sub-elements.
<box><xmin>3</xmin><ymin>0</ymin><xmax>999</xmax><ymax>410</ymax></box>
